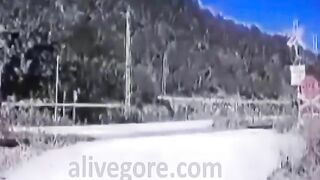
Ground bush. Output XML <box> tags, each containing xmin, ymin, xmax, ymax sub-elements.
<box><xmin>0</xmin><ymin>105</ymin><xmax>94</xmax><ymax>172</ymax></box>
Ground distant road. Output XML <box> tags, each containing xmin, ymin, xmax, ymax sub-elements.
<box><xmin>13</xmin><ymin>119</ymin><xmax>215</xmax><ymax>140</ymax></box>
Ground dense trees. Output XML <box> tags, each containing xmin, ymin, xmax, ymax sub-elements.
<box><xmin>0</xmin><ymin>0</ymin><xmax>319</xmax><ymax>122</ymax></box>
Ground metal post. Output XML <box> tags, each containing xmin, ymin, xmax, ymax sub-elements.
<box><xmin>293</xmin><ymin>20</ymin><xmax>301</xmax><ymax>64</ymax></box>
<box><xmin>62</xmin><ymin>90</ymin><xmax>66</xmax><ymax>117</ymax></box>
<box><xmin>124</xmin><ymin>8</ymin><xmax>132</xmax><ymax>120</ymax></box>
<box><xmin>234</xmin><ymin>102</ymin><xmax>239</xmax><ymax>126</ymax></box>
<box><xmin>73</xmin><ymin>90</ymin><xmax>77</xmax><ymax>124</ymax></box>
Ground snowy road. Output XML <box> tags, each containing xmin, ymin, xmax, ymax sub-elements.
<box><xmin>13</xmin><ymin>120</ymin><xmax>215</xmax><ymax>139</ymax></box>
<box><xmin>3</xmin><ymin>124</ymin><xmax>305</xmax><ymax>180</ymax></box>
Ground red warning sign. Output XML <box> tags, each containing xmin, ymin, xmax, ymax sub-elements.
<box><xmin>299</xmin><ymin>75</ymin><xmax>320</xmax><ymax>118</ymax></box>
<box><xmin>301</xmin><ymin>76</ymin><xmax>320</xmax><ymax>100</ymax></box>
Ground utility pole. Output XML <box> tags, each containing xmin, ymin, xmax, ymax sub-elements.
<box><xmin>162</xmin><ymin>48</ymin><xmax>169</xmax><ymax>96</ymax></box>
<box><xmin>53</xmin><ymin>1</ymin><xmax>66</xmax><ymax>123</ymax></box>
<box><xmin>54</xmin><ymin>45</ymin><xmax>65</xmax><ymax>122</ymax></box>
<box><xmin>124</xmin><ymin>8</ymin><xmax>132</xmax><ymax>120</ymax></box>
<box><xmin>313</xmin><ymin>34</ymin><xmax>318</xmax><ymax>54</ymax></box>
<box><xmin>54</xmin><ymin>54</ymin><xmax>60</xmax><ymax>122</ymax></box>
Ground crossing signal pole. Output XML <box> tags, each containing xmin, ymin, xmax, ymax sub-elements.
<box><xmin>288</xmin><ymin>20</ymin><xmax>306</xmax><ymax>126</ymax></box>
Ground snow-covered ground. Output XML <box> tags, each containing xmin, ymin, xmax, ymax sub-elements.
<box><xmin>3</xmin><ymin>120</ymin><xmax>305</xmax><ymax>180</ymax></box>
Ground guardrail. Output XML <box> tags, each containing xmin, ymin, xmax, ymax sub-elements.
<box><xmin>157</xmin><ymin>95</ymin><xmax>293</xmax><ymax>105</ymax></box>
<box><xmin>1</xmin><ymin>102</ymin><xmax>124</xmax><ymax>108</ymax></box>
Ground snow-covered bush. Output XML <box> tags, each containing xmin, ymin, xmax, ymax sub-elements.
<box><xmin>2</xmin><ymin>103</ymin><xmax>74</xmax><ymax>127</ymax></box>
<box><xmin>0</xmin><ymin>145</ymin><xmax>33</xmax><ymax>172</ymax></box>
<box><xmin>268</xmin><ymin>117</ymin><xmax>320</xmax><ymax>180</ymax></box>
<box><xmin>0</xmin><ymin>103</ymin><xmax>94</xmax><ymax>172</ymax></box>
<box><xmin>0</xmin><ymin>130</ymin><xmax>94</xmax><ymax>172</ymax></box>
<box><xmin>0</xmin><ymin>117</ymin><xmax>10</xmax><ymax>139</ymax></box>
<box><xmin>268</xmin><ymin>153</ymin><xmax>320</xmax><ymax>180</ymax></box>
<box><xmin>304</xmin><ymin>117</ymin><xmax>320</xmax><ymax>164</ymax></box>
